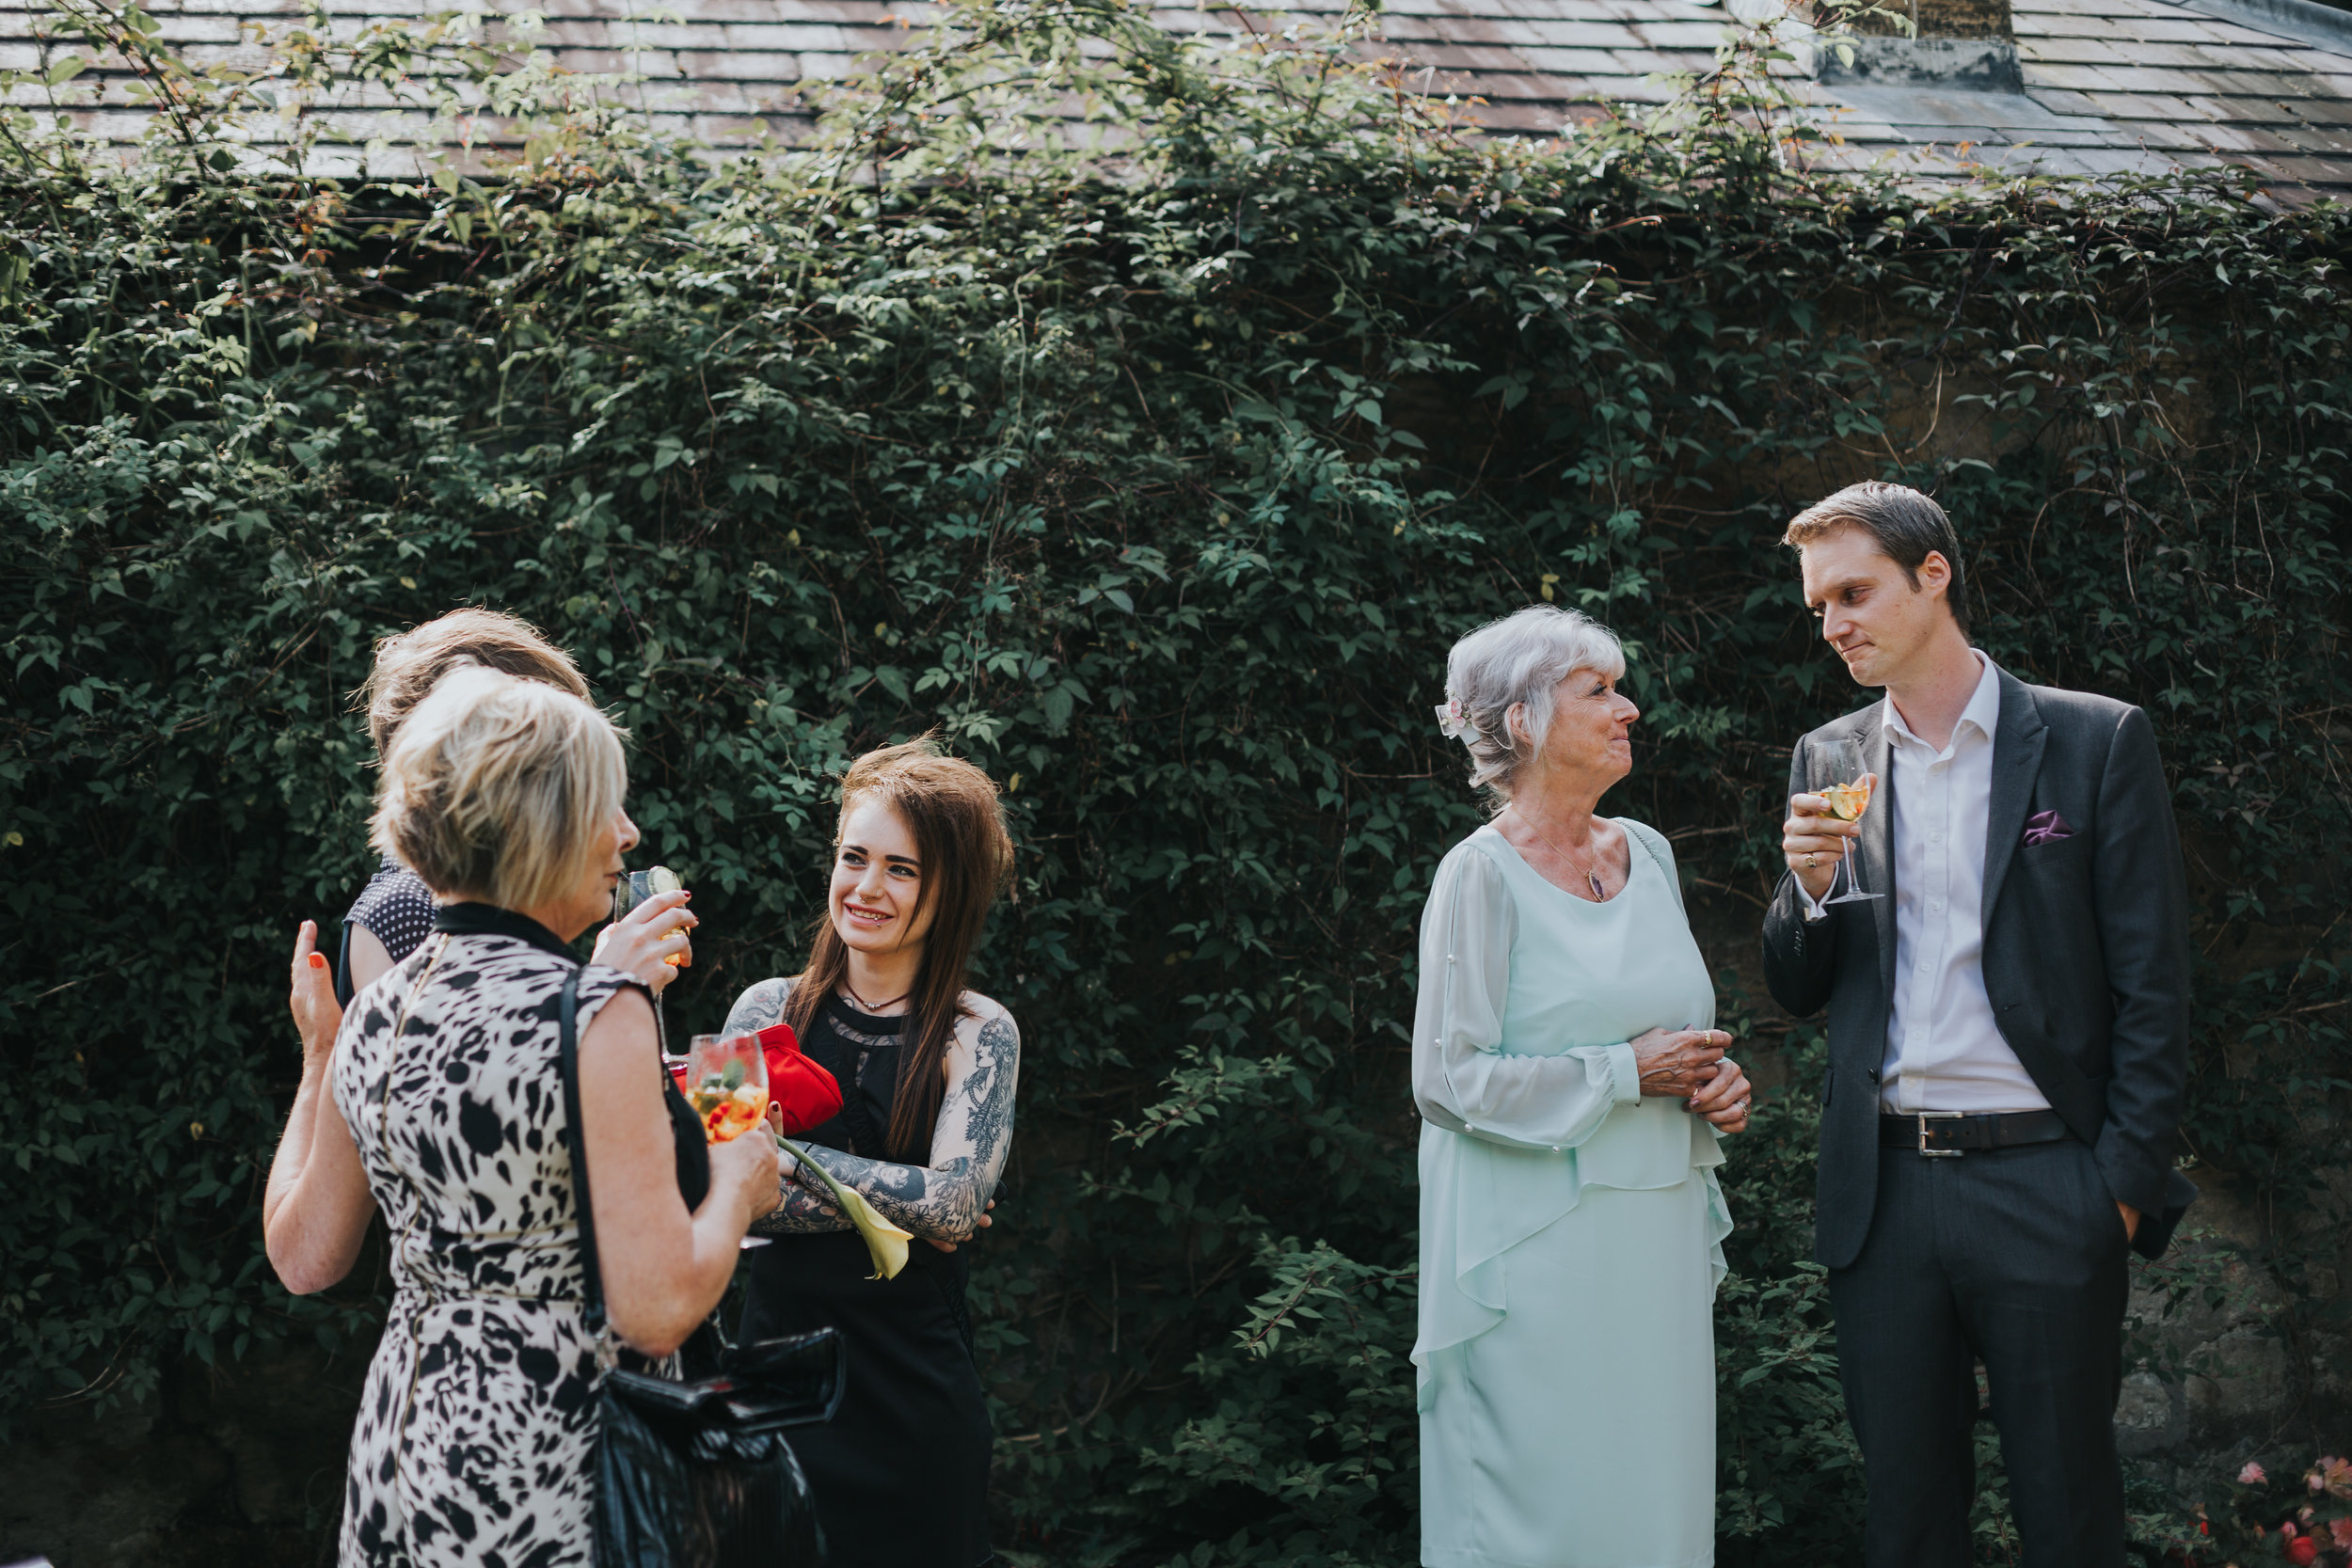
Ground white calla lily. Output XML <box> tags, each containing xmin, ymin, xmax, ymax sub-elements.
<box><xmin>776</xmin><ymin>1136</ymin><xmax>914</xmax><ymax>1280</ymax></box>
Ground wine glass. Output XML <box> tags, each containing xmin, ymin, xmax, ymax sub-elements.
<box><xmin>1819</xmin><ymin>736</ymin><xmax>1883</xmax><ymax>905</ymax></box>
<box><xmin>684</xmin><ymin>1032</ymin><xmax>770</xmax><ymax>1141</ymax></box>
<box><xmin>683</xmin><ymin>1033</ymin><xmax>774</xmax><ymax>1249</ymax></box>
<box><xmin>613</xmin><ymin>866</ymin><xmax>690</xmax><ymax>967</ymax></box>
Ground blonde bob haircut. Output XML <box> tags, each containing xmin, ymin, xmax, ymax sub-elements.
<box><xmin>370</xmin><ymin>666</ymin><xmax>628</xmax><ymax>911</ymax></box>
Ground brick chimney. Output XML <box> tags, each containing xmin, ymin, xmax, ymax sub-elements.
<box><xmin>1816</xmin><ymin>0</ymin><xmax>2022</xmax><ymax>88</ymax></box>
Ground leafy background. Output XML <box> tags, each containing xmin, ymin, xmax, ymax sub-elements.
<box><xmin>3</xmin><ymin>3</ymin><xmax>2348</xmax><ymax>1563</ymax></box>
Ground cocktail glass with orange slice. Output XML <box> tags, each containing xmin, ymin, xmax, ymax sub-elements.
<box><xmin>684</xmin><ymin>1032</ymin><xmax>775</xmax><ymax>1249</ymax></box>
<box><xmin>1820</xmin><ymin>736</ymin><xmax>1884</xmax><ymax>905</ymax></box>
<box><xmin>684</xmin><ymin>1033</ymin><xmax>771</xmax><ymax>1142</ymax></box>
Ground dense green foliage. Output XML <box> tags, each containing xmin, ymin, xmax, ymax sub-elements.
<box><xmin>4</xmin><ymin>3</ymin><xmax>2348</xmax><ymax>1562</ymax></box>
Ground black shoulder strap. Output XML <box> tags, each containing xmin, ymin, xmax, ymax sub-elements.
<box><xmin>554</xmin><ymin>966</ymin><xmax>608</xmax><ymax>1334</ymax></box>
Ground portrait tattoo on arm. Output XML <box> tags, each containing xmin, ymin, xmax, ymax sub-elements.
<box><xmin>788</xmin><ymin>1010</ymin><xmax>1020</xmax><ymax>1243</ymax></box>
<box><xmin>723</xmin><ymin>976</ymin><xmax>793</xmax><ymax>1038</ymax></box>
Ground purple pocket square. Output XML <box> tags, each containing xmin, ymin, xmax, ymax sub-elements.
<box><xmin>2023</xmin><ymin>810</ymin><xmax>2074</xmax><ymax>847</ymax></box>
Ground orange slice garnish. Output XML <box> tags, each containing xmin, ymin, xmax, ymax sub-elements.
<box><xmin>1821</xmin><ymin>777</ymin><xmax>1874</xmax><ymax>822</ymax></box>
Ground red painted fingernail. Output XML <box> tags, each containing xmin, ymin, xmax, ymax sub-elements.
<box><xmin>308</xmin><ymin>953</ymin><xmax>328</xmax><ymax>970</ymax></box>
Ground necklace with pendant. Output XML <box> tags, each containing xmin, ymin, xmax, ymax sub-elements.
<box><xmin>840</xmin><ymin>977</ymin><xmax>912</xmax><ymax>1013</ymax></box>
<box><xmin>1509</xmin><ymin>807</ymin><xmax>1608</xmax><ymax>901</ymax></box>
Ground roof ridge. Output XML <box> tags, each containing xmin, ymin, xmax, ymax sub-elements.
<box><xmin>2169</xmin><ymin>0</ymin><xmax>2352</xmax><ymax>56</ymax></box>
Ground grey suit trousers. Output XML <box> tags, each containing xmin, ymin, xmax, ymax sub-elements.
<box><xmin>1829</xmin><ymin>1134</ymin><xmax>2131</xmax><ymax>1568</ymax></box>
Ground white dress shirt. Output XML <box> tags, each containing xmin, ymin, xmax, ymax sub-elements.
<box><xmin>1808</xmin><ymin>653</ymin><xmax>2050</xmax><ymax>1114</ymax></box>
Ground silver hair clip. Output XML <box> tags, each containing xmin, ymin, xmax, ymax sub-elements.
<box><xmin>1436</xmin><ymin>696</ymin><xmax>1478</xmax><ymax>741</ymax></box>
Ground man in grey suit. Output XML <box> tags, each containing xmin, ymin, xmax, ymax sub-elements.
<box><xmin>1761</xmin><ymin>482</ymin><xmax>2198</xmax><ymax>1568</ymax></box>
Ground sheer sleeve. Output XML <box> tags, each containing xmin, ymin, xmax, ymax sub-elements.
<box><xmin>1410</xmin><ymin>843</ymin><xmax>1642</xmax><ymax>1151</ymax></box>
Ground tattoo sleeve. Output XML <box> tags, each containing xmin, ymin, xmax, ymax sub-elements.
<box><xmin>723</xmin><ymin>976</ymin><xmax>794</xmax><ymax>1038</ymax></box>
<box><xmin>787</xmin><ymin>1012</ymin><xmax>1020</xmax><ymax>1243</ymax></box>
<box><xmin>749</xmin><ymin>1179</ymin><xmax>850</xmax><ymax>1236</ymax></box>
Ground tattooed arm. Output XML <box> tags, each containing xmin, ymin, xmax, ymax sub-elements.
<box><xmin>725</xmin><ymin>980</ymin><xmax>1022</xmax><ymax>1242</ymax></box>
<box><xmin>723</xmin><ymin>976</ymin><xmax>853</xmax><ymax>1237</ymax></box>
<box><xmin>787</xmin><ymin>996</ymin><xmax>1019</xmax><ymax>1243</ymax></box>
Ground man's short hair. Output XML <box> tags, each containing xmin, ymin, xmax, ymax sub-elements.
<box><xmin>1783</xmin><ymin>482</ymin><xmax>1970</xmax><ymax>637</ymax></box>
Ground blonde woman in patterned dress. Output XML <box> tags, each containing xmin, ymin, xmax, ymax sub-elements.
<box><xmin>264</xmin><ymin>666</ymin><xmax>780</xmax><ymax>1566</ymax></box>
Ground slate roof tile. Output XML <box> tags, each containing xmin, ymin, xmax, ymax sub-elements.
<box><xmin>2260</xmin><ymin>150</ymin><xmax>2352</xmax><ymax>177</ymax></box>
<box><xmin>2025</xmin><ymin>60</ymin><xmax>2135</xmax><ymax>87</ymax></box>
<box><xmin>2074</xmin><ymin>87</ymin><xmax>2199</xmax><ymax>115</ymax></box>
<box><xmin>8</xmin><ymin>0</ymin><xmax>2351</xmax><ymax>198</ymax></box>
<box><xmin>2023</xmin><ymin>34</ymin><xmax>2140</xmax><ymax>60</ymax></box>
<box><xmin>2275</xmin><ymin>118</ymin><xmax>2352</xmax><ymax>145</ymax></box>
<box><xmin>1518</xmin><ymin>45</ymin><xmax>1632</xmax><ymax>71</ymax></box>
<box><xmin>2023</xmin><ymin>84</ymin><xmax>2113</xmax><ymax>111</ymax></box>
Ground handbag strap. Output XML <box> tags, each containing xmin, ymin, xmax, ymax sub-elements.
<box><xmin>553</xmin><ymin>965</ymin><xmax>611</xmax><ymax>1338</ymax></box>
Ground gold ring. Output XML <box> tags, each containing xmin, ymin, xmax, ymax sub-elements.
<box><xmin>1805</xmin><ymin>853</ymin><xmax>1819</xmax><ymax>869</ymax></box>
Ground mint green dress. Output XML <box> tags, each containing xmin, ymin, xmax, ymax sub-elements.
<box><xmin>1413</xmin><ymin>820</ymin><xmax>1731</xmax><ymax>1568</ymax></box>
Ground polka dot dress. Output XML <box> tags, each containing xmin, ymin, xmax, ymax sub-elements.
<box><xmin>342</xmin><ymin>856</ymin><xmax>437</xmax><ymax>998</ymax></box>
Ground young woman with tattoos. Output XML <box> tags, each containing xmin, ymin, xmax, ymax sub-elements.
<box><xmin>723</xmin><ymin>737</ymin><xmax>1019</xmax><ymax>1568</ymax></box>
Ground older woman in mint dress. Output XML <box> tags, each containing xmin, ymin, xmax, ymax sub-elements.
<box><xmin>1416</xmin><ymin>605</ymin><xmax>1753</xmax><ymax>1568</ymax></box>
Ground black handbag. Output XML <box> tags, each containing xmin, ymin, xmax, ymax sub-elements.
<box><xmin>557</xmin><ymin>967</ymin><xmax>845</xmax><ymax>1567</ymax></box>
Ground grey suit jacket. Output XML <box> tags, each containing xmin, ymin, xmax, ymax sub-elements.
<box><xmin>1761</xmin><ymin>662</ymin><xmax>2198</xmax><ymax>1269</ymax></box>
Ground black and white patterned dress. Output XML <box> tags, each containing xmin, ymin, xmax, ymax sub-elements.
<box><xmin>330</xmin><ymin>902</ymin><xmax>707</xmax><ymax>1568</ymax></box>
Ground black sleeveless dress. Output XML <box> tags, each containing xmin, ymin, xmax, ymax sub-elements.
<box><xmin>741</xmin><ymin>996</ymin><xmax>993</xmax><ymax>1568</ymax></box>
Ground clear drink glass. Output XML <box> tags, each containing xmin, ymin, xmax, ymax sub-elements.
<box><xmin>682</xmin><ymin>1033</ymin><xmax>774</xmax><ymax>1249</ymax></box>
<box><xmin>683</xmin><ymin>1033</ymin><xmax>771</xmax><ymax>1143</ymax></box>
<box><xmin>1820</xmin><ymin>736</ymin><xmax>1883</xmax><ymax>905</ymax></box>
<box><xmin>614</xmin><ymin>867</ymin><xmax>689</xmax><ymax>965</ymax></box>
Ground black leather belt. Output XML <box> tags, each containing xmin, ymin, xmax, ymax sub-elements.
<box><xmin>1879</xmin><ymin>1109</ymin><xmax>2072</xmax><ymax>1158</ymax></box>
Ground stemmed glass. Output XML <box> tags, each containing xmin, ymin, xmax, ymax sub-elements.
<box><xmin>682</xmin><ymin>1032</ymin><xmax>774</xmax><ymax>1249</ymax></box>
<box><xmin>1820</xmin><ymin>736</ymin><xmax>1883</xmax><ymax>905</ymax></box>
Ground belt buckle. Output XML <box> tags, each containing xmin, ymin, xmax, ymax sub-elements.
<box><xmin>1916</xmin><ymin>1110</ymin><xmax>1965</xmax><ymax>1158</ymax></box>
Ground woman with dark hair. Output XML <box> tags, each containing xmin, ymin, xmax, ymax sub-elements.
<box><xmin>723</xmin><ymin>736</ymin><xmax>1019</xmax><ymax>1568</ymax></box>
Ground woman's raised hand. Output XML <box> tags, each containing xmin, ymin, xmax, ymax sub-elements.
<box><xmin>289</xmin><ymin>919</ymin><xmax>343</xmax><ymax>1065</ymax></box>
<box><xmin>1687</xmin><ymin>1055</ymin><xmax>1752</xmax><ymax>1134</ymax></box>
<box><xmin>1629</xmin><ymin>1026</ymin><xmax>1727</xmax><ymax>1098</ymax></box>
<box><xmin>710</xmin><ymin>1127</ymin><xmax>783</xmax><ymax>1226</ymax></box>
<box><xmin>591</xmin><ymin>890</ymin><xmax>696</xmax><ymax>993</ymax></box>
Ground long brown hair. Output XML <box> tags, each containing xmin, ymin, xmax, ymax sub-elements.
<box><xmin>783</xmin><ymin>736</ymin><xmax>1013</xmax><ymax>1161</ymax></box>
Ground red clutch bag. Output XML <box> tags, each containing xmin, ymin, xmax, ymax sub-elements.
<box><xmin>754</xmin><ymin>1022</ymin><xmax>843</xmax><ymax>1135</ymax></box>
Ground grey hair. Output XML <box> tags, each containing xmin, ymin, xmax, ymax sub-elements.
<box><xmin>1438</xmin><ymin>605</ymin><xmax>1628</xmax><ymax>803</ymax></box>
